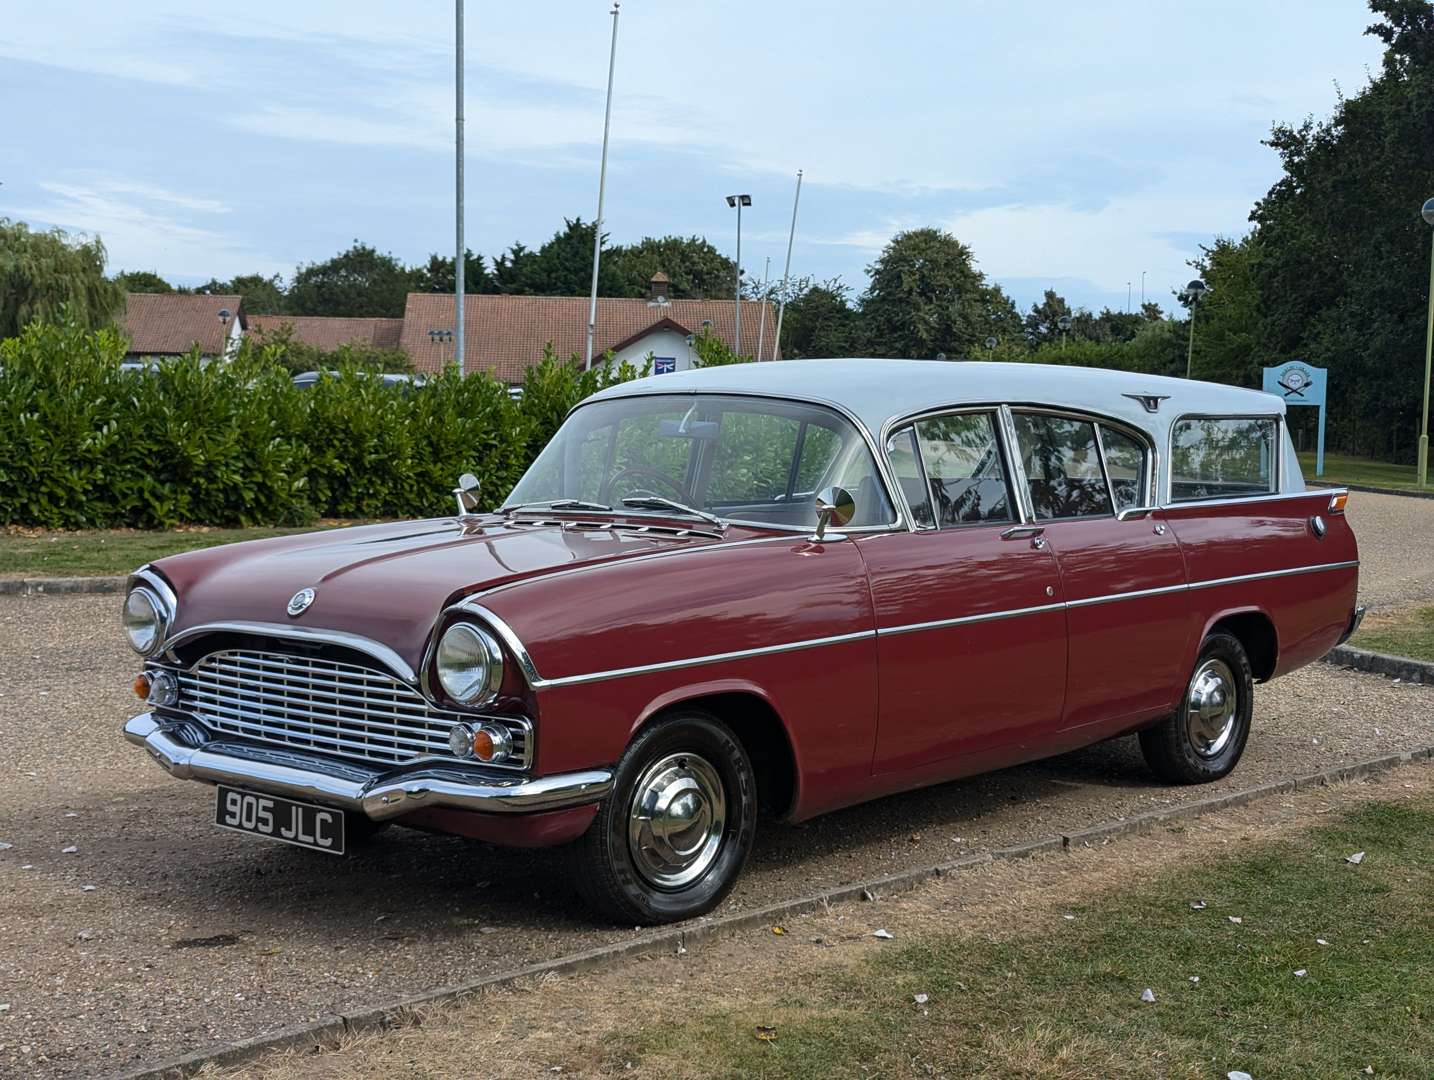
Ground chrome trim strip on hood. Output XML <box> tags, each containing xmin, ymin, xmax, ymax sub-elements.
<box><xmin>162</xmin><ymin>622</ymin><xmax>419</xmax><ymax>685</ymax></box>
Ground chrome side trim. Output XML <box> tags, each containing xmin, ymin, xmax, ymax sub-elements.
<box><xmin>124</xmin><ymin>712</ymin><xmax>611</xmax><ymax>819</ymax></box>
<box><xmin>455</xmin><ymin>603</ymin><xmax>545</xmax><ymax>686</ymax></box>
<box><xmin>1065</xmin><ymin>582</ymin><xmax>1189</xmax><ymax>608</ymax></box>
<box><xmin>535</xmin><ymin>629</ymin><xmax>878</xmax><ymax>690</ymax></box>
<box><xmin>1185</xmin><ymin>560</ymin><xmax>1360</xmax><ymax>591</ymax></box>
<box><xmin>161</xmin><ymin>622</ymin><xmax>419</xmax><ymax>685</ymax></box>
<box><xmin>877</xmin><ymin>601</ymin><xmax>1066</xmax><ymax>638</ymax></box>
<box><xmin>1158</xmin><ymin>487</ymin><xmax>1342</xmax><ymax>512</ymax></box>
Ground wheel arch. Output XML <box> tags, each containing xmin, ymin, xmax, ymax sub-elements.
<box><xmin>1203</xmin><ymin>607</ymin><xmax>1279</xmax><ymax>683</ymax></box>
<box><xmin>630</xmin><ymin>679</ymin><xmax>800</xmax><ymax>820</ymax></box>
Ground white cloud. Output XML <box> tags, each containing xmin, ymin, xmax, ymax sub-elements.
<box><xmin>15</xmin><ymin>179</ymin><xmax>281</xmax><ymax>279</ymax></box>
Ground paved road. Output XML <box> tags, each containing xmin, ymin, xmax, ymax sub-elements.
<box><xmin>1</xmin><ymin>492</ymin><xmax>1431</xmax><ymax>1078</ymax></box>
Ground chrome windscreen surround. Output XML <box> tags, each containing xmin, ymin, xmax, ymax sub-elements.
<box><xmin>170</xmin><ymin>648</ymin><xmax>532</xmax><ymax>770</ymax></box>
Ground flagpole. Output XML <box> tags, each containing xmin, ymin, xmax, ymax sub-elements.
<box><xmin>585</xmin><ymin>2</ymin><xmax>620</xmax><ymax>370</ymax></box>
<box><xmin>772</xmin><ymin>169</ymin><xmax>803</xmax><ymax>360</ymax></box>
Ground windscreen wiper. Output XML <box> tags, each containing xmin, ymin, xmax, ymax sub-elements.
<box><xmin>499</xmin><ymin>499</ymin><xmax>613</xmax><ymax>513</ymax></box>
<box><xmin>620</xmin><ymin>496</ymin><xmax>725</xmax><ymax>529</ymax></box>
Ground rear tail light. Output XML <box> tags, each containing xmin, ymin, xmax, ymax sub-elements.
<box><xmin>1327</xmin><ymin>492</ymin><xmax>1348</xmax><ymax>514</ymax></box>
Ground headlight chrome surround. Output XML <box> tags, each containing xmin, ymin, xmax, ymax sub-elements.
<box><xmin>122</xmin><ymin>587</ymin><xmax>169</xmax><ymax>657</ymax></box>
<box><xmin>435</xmin><ymin>622</ymin><xmax>505</xmax><ymax>706</ymax></box>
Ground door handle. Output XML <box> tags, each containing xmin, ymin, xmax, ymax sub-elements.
<box><xmin>1000</xmin><ymin>526</ymin><xmax>1045</xmax><ymax>541</ymax></box>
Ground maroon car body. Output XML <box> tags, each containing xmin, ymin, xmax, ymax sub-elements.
<box><xmin>122</xmin><ymin>360</ymin><xmax>1361</xmax><ymax>922</ymax></box>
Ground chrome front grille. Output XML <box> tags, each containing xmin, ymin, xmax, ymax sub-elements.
<box><xmin>176</xmin><ymin>649</ymin><xmax>531</xmax><ymax>770</ymax></box>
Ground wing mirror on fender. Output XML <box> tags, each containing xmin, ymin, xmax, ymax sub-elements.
<box><xmin>453</xmin><ymin>472</ymin><xmax>481</xmax><ymax>517</ymax></box>
<box><xmin>810</xmin><ymin>486</ymin><xmax>856</xmax><ymax>542</ymax></box>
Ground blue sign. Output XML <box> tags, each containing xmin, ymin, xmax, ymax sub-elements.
<box><xmin>654</xmin><ymin>356</ymin><xmax>677</xmax><ymax>375</ymax></box>
<box><xmin>1262</xmin><ymin>360</ymin><xmax>1328</xmax><ymax>476</ymax></box>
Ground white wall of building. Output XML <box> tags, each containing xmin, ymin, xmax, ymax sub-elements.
<box><xmin>607</xmin><ymin>327</ymin><xmax>697</xmax><ymax>375</ymax></box>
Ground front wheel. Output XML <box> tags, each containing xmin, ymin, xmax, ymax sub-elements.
<box><xmin>1139</xmin><ymin>630</ymin><xmax>1254</xmax><ymax>784</ymax></box>
<box><xmin>571</xmin><ymin>711</ymin><xmax>757</xmax><ymax>924</ymax></box>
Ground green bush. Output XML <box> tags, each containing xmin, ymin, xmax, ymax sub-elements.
<box><xmin>0</xmin><ymin>323</ymin><xmax>656</xmax><ymax>528</ymax></box>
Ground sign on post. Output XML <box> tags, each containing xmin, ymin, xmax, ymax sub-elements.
<box><xmin>1262</xmin><ymin>360</ymin><xmax>1327</xmax><ymax>476</ymax></box>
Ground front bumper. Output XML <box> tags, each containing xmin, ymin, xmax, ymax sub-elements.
<box><xmin>124</xmin><ymin>712</ymin><xmax>613</xmax><ymax>822</ymax></box>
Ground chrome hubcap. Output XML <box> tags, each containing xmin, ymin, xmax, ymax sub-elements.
<box><xmin>627</xmin><ymin>752</ymin><xmax>726</xmax><ymax>889</ymax></box>
<box><xmin>1186</xmin><ymin>657</ymin><xmax>1238</xmax><ymax>758</ymax></box>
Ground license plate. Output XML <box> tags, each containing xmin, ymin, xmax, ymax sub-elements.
<box><xmin>214</xmin><ymin>786</ymin><xmax>346</xmax><ymax>855</ymax></box>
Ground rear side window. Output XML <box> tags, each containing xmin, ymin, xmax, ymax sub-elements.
<box><xmin>912</xmin><ymin>412</ymin><xmax>1015</xmax><ymax>526</ymax></box>
<box><xmin>1099</xmin><ymin>425</ymin><xmax>1148</xmax><ymax>512</ymax></box>
<box><xmin>885</xmin><ymin>428</ymin><xmax>934</xmax><ymax>527</ymax></box>
<box><xmin>1170</xmin><ymin>417</ymin><xmax>1277</xmax><ymax>502</ymax></box>
<box><xmin>1013</xmin><ymin>414</ymin><xmax>1113</xmax><ymax>520</ymax></box>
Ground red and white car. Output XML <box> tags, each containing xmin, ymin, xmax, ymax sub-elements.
<box><xmin>122</xmin><ymin>360</ymin><xmax>1362</xmax><ymax>922</ymax></box>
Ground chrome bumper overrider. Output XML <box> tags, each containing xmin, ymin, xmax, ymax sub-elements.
<box><xmin>124</xmin><ymin>712</ymin><xmax>612</xmax><ymax>821</ymax></box>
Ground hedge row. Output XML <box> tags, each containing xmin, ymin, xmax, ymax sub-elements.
<box><xmin>0</xmin><ymin>321</ymin><xmax>643</xmax><ymax>529</ymax></box>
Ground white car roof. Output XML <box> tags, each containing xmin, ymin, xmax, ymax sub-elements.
<box><xmin>588</xmin><ymin>358</ymin><xmax>1285</xmax><ymax>441</ymax></box>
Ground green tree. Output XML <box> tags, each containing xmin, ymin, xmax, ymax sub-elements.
<box><xmin>287</xmin><ymin>241</ymin><xmax>415</xmax><ymax>317</ymax></box>
<box><xmin>113</xmin><ymin>270</ymin><xmax>173</xmax><ymax>294</ymax></box>
<box><xmin>196</xmin><ymin>273</ymin><xmax>287</xmax><ymax>314</ymax></box>
<box><xmin>1250</xmin><ymin>0</ymin><xmax>1434</xmax><ymax>457</ymax></box>
<box><xmin>780</xmin><ymin>279</ymin><xmax>863</xmax><ymax>358</ymax></box>
<box><xmin>1187</xmin><ymin>236</ymin><xmax>1267</xmax><ymax>386</ymax></box>
<box><xmin>859</xmin><ymin>228</ymin><xmax>995</xmax><ymax>358</ymax></box>
<box><xmin>492</xmin><ymin>218</ymin><xmax>625</xmax><ymax>297</ymax></box>
<box><xmin>609</xmin><ymin>235</ymin><xmax>737</xmax><ymax>299</ymax></box>
<box><xmin>0</xmin><ymin>219</ymin><xmax>124</xmax><ymax>338</ymax></box>
<box><xmin>414</xmin><ymin>249</ymin><xmax>495</xmax><ymax>294</ymax></box>
<box><xmin>1024</xmin><ymin>289</ymin><xmax>1074</xmax><ymax>345</ymax></box>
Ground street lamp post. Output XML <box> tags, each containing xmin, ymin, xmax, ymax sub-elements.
<box><xmin>726</xmin><ymin>194</ymin><xmax>751</xmax><ymax>356</ymax></box>
<box><xmin>1181</xmin><ymin>279</ymin><xmax>1208</xmax><ymax>378</ymax></box>
<box><xmin>1419</xmin><ymin>197</ymin><xmax>1434</xmax><ymax>487</ymax></box>
<box><xmin>217</xmin><ymin>308</ymin><xmax>231</xmax><ymax>361</ymax></box>
<box><xmin>1056</xmin><ymin>314</ymin><xmax>1072</xmax><ymax>351</ymax></box>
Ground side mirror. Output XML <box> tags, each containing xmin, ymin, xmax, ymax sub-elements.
<box><xmin>453</xmin><ymin>472</ymin><xmax>481</xmax><ymax>516</ymax></box>
<box><xmin>811</xmin><ymin>486</ymin><xmax>856</xmax><ymax>542</ymax></box>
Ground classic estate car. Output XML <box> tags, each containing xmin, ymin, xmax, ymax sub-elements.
<box><xmin>121</xmin><ymin>360</ymin><xmax>1362</xmax><ymax>922</ymax></box>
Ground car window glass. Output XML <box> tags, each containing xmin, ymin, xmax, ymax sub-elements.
<box><xmin>913</xmin><ymin>412</ymin><xmax>1014</xmax><ymax>526</ymax></box>
<box><xmin>1099</xmin><ymin>426</ymin><xmax>1147</xmax><ymax>512</ymax></box>
<box><xmin>793</xmin><ymin>423</ymin><xmax>842</xmax><ymax>494</ymax></box>
<box><xmin>885</xmin><ymin>427</ymin><xmax>934</xmax><ymax>527</ymax></box>
<box><xmin>1014</xmin><ymin>414</ymin><xmax>1114</xmax><ymax>520</ymax></box>
<box><xmin>1170</xmin><ymin>417</ymin><xmax>1277</xmax><ymax>501</ymax></box>
<box><xmin>708</xmin><ymin>411</ymin><xmax>803</xmax><ymax>503</ymax></box>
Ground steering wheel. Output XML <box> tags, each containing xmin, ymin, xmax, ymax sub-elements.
<box><xmin>605</xmin><ymin>467</ymin><xmax>688</xmax><ymax>502</ymax></box>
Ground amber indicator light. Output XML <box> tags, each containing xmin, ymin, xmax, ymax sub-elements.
<box><xmin>133</xmin><ymin>673</ymin><xmax>152</xmax><ymax>700</ymax></box>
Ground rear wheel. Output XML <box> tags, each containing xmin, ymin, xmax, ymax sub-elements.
<box><xmin>1140</xmin><ymin>630</ymin><xmax>1253</xmax><ymax>784</ymax></box>
<box><xmin>571</xmin><ymin>711</ymin><xmax>757</xmax><ymax>924</ymax></box>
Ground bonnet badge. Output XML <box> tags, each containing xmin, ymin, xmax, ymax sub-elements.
<box><xmin>287</xmin><ymin>587</ymin><xmax>316</xmax><ymax>617</ymax></box>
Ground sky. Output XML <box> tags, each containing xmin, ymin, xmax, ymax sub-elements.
<box><xmin>0</xmin><ymin>1</ymin><xmax>1386</xmax><ymax>315</ymax></box>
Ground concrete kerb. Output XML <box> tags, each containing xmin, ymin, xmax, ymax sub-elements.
<box><xmin>1323</xmin><ymin>644</ymin><xmax>1434</xmax><ymax>685</ymax></box>
<box><xmin>114</xmin><ymin>747</ymin><xmax>1434</xmax><ymax>1080</ymax></box>
<box><xmin>0</xmin><ymin>576</ymin><xmax>127</xmax><ymax>597</ymax></box>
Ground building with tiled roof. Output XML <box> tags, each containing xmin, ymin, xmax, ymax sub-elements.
<box><xmin>118</xmin><ymin>293</ymin><xmax>244</xmax><ymax>359</ymax></box>
<box><xmin>247</xmin><ymin>315</ymin><xmax>403</xmax><ymax>352</ymax></box>
<box><xmin>400</xmin><ymin>279</ymin><xmax>779</xmax><ymax>383</ymax></box>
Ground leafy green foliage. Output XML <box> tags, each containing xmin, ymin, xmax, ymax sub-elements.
<box><xmin>245</xmin><ymin>324</ymin><xmax>413</xmax><ymax>377</ymax></box>
<box><xmin>690</xmin><ymin>325</ymin><xmax>747</xmax><ymax>366</ymax></box>
<box><xmin>112</xmin><ymin>270</ymin><xmax>174</xmax><ymax>294</ymax></box>
<box><xmin>0</xmin><ymin>321</ymin><xmax>657</xmax><ymax>528</ymax></box>
<box><xmin>0</xmin><ymin>218</ymin><xmax>125</xmax><ymax>338</ymax></box>
<box><xmin>607</xmin><ymin>235</ymin><xmax>736</xmax><ymax>299</ymax></box>
<box><xmin>287</xmin><ymin>241</ymin><xmax>416</xmax><ymax>318</ymax></box>
<box><xmin>197</xmin><ymin>273</ymin><xmax>287</xmax><ymax>314</ymax></box>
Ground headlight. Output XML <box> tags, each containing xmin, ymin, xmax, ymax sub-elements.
<box><xmin>122</xmin><ymin>587</ymin><xmax>167</xmax><ymax>656</ymax></box>
<box><xmin>436</xmin><ymin>623</ymin><xmax>504</xmax><ymax>705</ymax></box>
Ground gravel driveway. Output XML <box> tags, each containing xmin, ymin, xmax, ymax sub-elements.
<box><xmin>1</xmin><ymin>493</ymin><xmax>1430</xmax><ymax>1078</ymax></box>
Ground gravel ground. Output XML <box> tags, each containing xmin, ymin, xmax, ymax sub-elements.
<box><xmin>1342</xmin><ymin>489</ymin><xmax>1434</xmax><ymax>609</ymax></box>
<box><xmin>1</xmin><ymin>494</ymin><xmax>1431</xmax><ymax>1079</ymax></box>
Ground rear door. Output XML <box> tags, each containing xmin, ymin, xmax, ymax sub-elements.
<box><xmin>1007</xmin><ymin>410</ymin><xmax>1193</xmax><ymax>732</ymax></box>
<box><xmin>859</xmin><ymin>409</ymin><xmax>1068</xmax><ymax>773</ymax></box>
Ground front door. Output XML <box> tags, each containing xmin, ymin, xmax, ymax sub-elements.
<box><xmin>1006</xmin><ymin>411</ymin><xmax>1193</xmax><ymax>732</ymax></box>
<box><xmin>861</xmin><ymin>410</ymin><xmax>1068</xmax><ymax>774</ymax></box>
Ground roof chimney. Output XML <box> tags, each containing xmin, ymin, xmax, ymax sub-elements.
<box><xmin>648</xmin><ymin>272</ymin><xmax>670</xmax><ymax>304</ymax></box>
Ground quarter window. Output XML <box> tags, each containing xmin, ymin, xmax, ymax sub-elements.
<box><xmin>1170</xmin><ymin>417</ymin><xmax>1277</xmax><ymax>502</ymax></box>
<box><xmin>1098</xmin><ymin>425</ymin><xmax>1148</xmax><ymax>512</ymax></box>
<box><xmin>885</xmin><ymin>428</ymin><xmax>934</xmax><ymax>527</ymax></box>
<box><xmin>1013</xmin><ymin>414</ymin><xmax>1114</xmax><ymax>521</ymax></box>
<box><xmin>912</xmin><ymin>412</ymin><xmax>1015</xmax><ymax>526</ymax></box>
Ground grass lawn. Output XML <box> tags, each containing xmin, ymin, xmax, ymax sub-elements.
<box><xmin>0</xmin><ymin>523</ymin><xmax>356</xmax><ymax>578</ymax></box>
<box><xmin>1354</xmin><ymin>603</ymin><xmax>1434</xmax><ymax>663</ymax></box>
<box><xmin>1298</xmin><ymin>450</ymin><xmax>1425</xmax><ymax>491</ymax></box>
<box><xmin>231</xmin><ymin>773</ymin><xmax>1434</xmax><ymax>1080</ymax></box>
<box><xmin>620</xmin><ymin>799</ymin><xmax>1434</xmax><ymax>1080</ymax></box>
